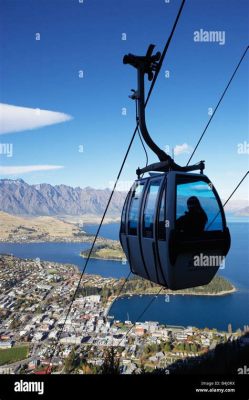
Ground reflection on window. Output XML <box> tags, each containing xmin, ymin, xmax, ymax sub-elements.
<box><xmin>128</xmin><ymin>182</ymin><xmax>144</xmax><ymax>235</ymax></box>
<box><xmin>143</xmin><ymin>180</ymin><xmax>161</xmax><ymax>238</ymax></box>
<box><xmin>158</xmin><ymin>189</ymin><xmax>166</xmax><ymax>240</ymax></box>
<box><xmin>176</xmin><ymin>178</ymin><xmax>223</xmax><ymax>234</ymax></box>
<box><xmin>120</xmin><ymin>195</ymin><xmax>129</xmax><ymax>234</ymax></box>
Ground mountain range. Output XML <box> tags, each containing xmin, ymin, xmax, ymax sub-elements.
<box><xmin>0</xmin><ymin>179</ymin><xmax>248</xmax><ymax>219</ymax></box>
<box><xmin>0</xmin><ymin>179</ymin><xmax>126</xmax><ymax>216</ymax></box>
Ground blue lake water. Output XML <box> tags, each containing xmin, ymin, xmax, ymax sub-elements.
<box><xmin>83</xmin><ymin>223</ymin><xmax>120</xmax><ymax>240</ymax></box>
<box><xmin>0</xmin><ymin>222</ymin><xmax>248</xmax><ymax>330</ymax></box>
<box><xmin>0</xmin><ymin>242</ymin><xmax>129</xmax><ymax>279</ymax></box>
<box><xmin>110</xmin><ymin>292</ymin><xmax>249</xmax><ymax>331</ymax></box>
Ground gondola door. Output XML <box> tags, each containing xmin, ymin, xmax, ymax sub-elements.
<box><xmin>156</xmin><ymin>180</ymin><xmax>169</xmax><ymax>287</ymax></box>
<box><xmin>140</xmin><ymin>177</ymin><xmax>165</xmax><ymax>285</ymax></box>
<box><xmin>167</xmin><ymin>171</ymin><xmax>230</xmax><ymax>289</ymax></box>
<box><xmin>125</xmin><ymin>180</ymin><xmax>148</xmax><ymax>279</ymax></box>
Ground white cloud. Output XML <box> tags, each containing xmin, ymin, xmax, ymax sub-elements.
<box><xmin>174</xmin><ymin>143</ymin><xmax>193</xmax><ymax>156</ymax></box>
<box><xmin>0</xmin><ymin>103</ymin><xmax>72</xmax><ymax>135</ymax></box>
<box><xmin>0</xmin><ymin>165</ymin><xmax>64</xmax><ymax>175</ymax></box>
<box><xmin>191</xmin><ymin>184</ymin><xmax>212</xmax><ymax>192</ymax></box>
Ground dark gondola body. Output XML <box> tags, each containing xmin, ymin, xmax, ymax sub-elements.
<box><xmin>120</xmin><ymin>44</ymin><xmax>231</xmax><ymax>290</ymax></box>
<box><xmin>120</xmin><ymin>171</ymin><xmax>230</xmax><ymax>290</ymax></box>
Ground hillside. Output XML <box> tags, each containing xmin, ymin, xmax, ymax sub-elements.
<box><xmin>0</xmin><ymin>179</ymin><xmax>126</xmax><ymax>216</ymax></box>
<box><xmin>81</xmin><ymin>241</ymin><xmax>124</xmax><ymax>260</ymax></box>
<box><xmin>0</xmin><ymin>211</ymin><xmax>82</xmax><ymax>241</ymax></box>
<box><xmin>131</xmin><ymin>274</ymin><xmax>235</xmax><ymax>295</ymax></box>
<box><xmin>0</xmin><ymin>211</ymin><xmax>121</xmax><ymax>244</ymax></box>
<box><xmin>234</xmin><ymin>206</ymin><xmax>249</xmax><ymax>217</ymax></box>
<box><xmin>81</xmin><ymin>274</ymin><xmax>235</xmax><ymax>297</ymax></box>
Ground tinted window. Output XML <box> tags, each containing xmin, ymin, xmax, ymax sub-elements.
<box><xmin>143</xmin><ymin>180</ymin><xmax>161</xmax><ymax>238</ymax></box>
<box><xmin>120</xmin><ymin>194</ymin><xmax>129</xmax><ymax>234</ymax></box>
<box><xmin>176</xmin><ymin>177</ymin><xmax>223</xmax><ymax>234</ymax></box>
<box><xmin>128</xmin><ymin>182</ymin><xmax>145</xmax><ymax>235</ymax></box>
<box><xmin>158</xmin><ymin>189</ymin><xmax>166</xmax><ymax>240</ymax></box>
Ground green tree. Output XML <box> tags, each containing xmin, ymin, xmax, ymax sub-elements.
<box><xmin>149</xmin><ymin>343</ymin><xmax>158</xmax><ymax>353</ymax></box>
<box><xmin>100</xmin><ymin>347</ymin><xmax>120</xmax><ymax>374</ymax></box>
<box><xmin>190</xmin><ymin>344</ymin><xmax>197</xmax><ymax>353</ymax></box>
<box><xmin>164</xmin><ymin>342</ymin><xmax>171</xmax><ymax>352</ymax></box>
<box><xmin>177</xmin><ymin>343</ymin><xmax>184</xmax><ymax>351</ymax></box>
<box><xmin>10</xmin><ymin>319</ymin><xmax>21</xmax><ymax>329</ymax></box>
<box><xmin>144</xmin><ymin>345</ymin><xmax>151</xmax><ymax>355</ymax></box>
<box><xmin>185</xmin><ymin>343</ymin><xmax>191</xmax><ymax>352</ymax></box>
<box><xmin>64</xmin><ymin>348</ymin><xmax>76</xmax><ymax>373</ymax></box>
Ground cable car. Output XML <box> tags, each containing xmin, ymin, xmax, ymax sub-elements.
<box><xmin>119</xmin><ymin>45</ymin><xmax>231</xmax><ymax>290</ymax></box>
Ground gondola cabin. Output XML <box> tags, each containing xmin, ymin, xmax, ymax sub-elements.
<box><xmin>120</xmin><ymin>44</ymin><xmax>231</xmax><ymax>290</ymax></box>
<box><xmin>120</xmin><ymin>171</ymin><xmax>230</xmax><ymax>290</ymax></box>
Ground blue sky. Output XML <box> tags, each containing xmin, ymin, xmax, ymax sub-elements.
<box><xmin>0</xmin><ymin>0</ymin><xmax>248</xmax><ymax>202</ymax></box>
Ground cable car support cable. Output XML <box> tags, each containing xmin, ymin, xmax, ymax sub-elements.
<box><xmin>119</xmin><ymin>168</ymin><xmax>249</xmax><ymax>347</ymax></box>
<box><xmin>187</xmin><ymin>45</ymin><xmax>249</xmax><ymax>166</ymax></box>
<box><xmin>46</xmin><ymin>0</ymin><xmax>186</xmax><ymax>373</ymax></box>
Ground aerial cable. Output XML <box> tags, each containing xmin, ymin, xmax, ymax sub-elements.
<box><xmin>138</xmin><ymin>128</ymin><xmax>149</xmax><ymax>170</ymax></box>
<box><xmin>115</xmin><ymin>271</ymin><xmax>132</xmax><ymax>298</ymax></box>
<box><xmin>136</xmin><ymin>99</ymin><xmax>149</xmax><ymax>170</ymax></box>
<box><xmin>187</xmin><ymin>46</ymin><xmax>249</xmax><ymax>166</ymax></box>
<box><xmin>207</xmin><ymin>171</ymin><xmax>249</xmax><ymax>230</ymax></box>
<box><xmin>145</xmin><ymin>0</ymin><xmax>186</xmax><ymax>107</ymax></box>
<box><xmin>222</xmin><ymin>171</ymin><xmax>248</xmax><ymax>209</ymax></box>
<box><xmin>118</xmin><ymin>171</ymin><xmax>249</xmax><ymax>347</ymax></box>
<box><xmin>46</xmin><ymin>0</ymin><xmax>186</xmax><ymax>372</ymax></box>
<box><xmin>118</xmin><ymin>287</ymin><xmax>164</xmax><ymax>347</ymax></box>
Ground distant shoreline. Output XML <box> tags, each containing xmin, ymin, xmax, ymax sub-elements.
<box><xmin>114</xmin><ymin>287</ymin><xmax>237</xmax><ymax>298</ymax></box>
<box><xmin>106</xmin><ymin>287</ymin><xmax>237</xmax><ymax>317</ymax></box>
<box><xmin>0</xmin><ymin>251</ymin><xmax>237</xmax><ymax>298</ymax></box>
<box><xmin>0</xmin><ymin>210</ymin><xmax>120</xmax><ymax>243</ymax></box>
<box><xmin>0</xmin><ymin>236</ymin><xmax>115</xmax><ymax>245</ymax></box>
<box><xmin>81</xmin><ymin>254</ymin><xmax>123</xmax><ymax>262</ymax></box>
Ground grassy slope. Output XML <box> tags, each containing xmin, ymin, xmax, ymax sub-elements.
<box><xmin>81</xmin><ymin>242</ymin><xmax>124</xmax><ymax>260</ymax></box>
<box><xmin>0</xmin><ymin>345</ymin><xmax>29</xmax><ymax>365</ymax></box>
<box><xmin>0</xmin><ymin>211</ymin><xmax>80</xmax><ymax>240</ymax></box>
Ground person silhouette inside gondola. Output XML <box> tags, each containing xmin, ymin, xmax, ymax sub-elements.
<box><xmin>176</xmin><ymin>196</ymin><xmax>208</xmax><ymax>235</ymax></box>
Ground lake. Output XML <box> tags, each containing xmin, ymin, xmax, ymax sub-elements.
<box><xmin>83</xmin><ymin>223</ymin><xmax>120</xmax><ymax>240</ymax></box>
<box><xmin>0</xmin><ymin>241</ymin><xmax>129</xmax><ymax>279</ymax></box>
<box><xmin>109</xmin><ymin>292</ymin><xmax>249</xmax><ymax>331</ymax></box>
<box><xmin>0</xmin><ymin>222</ymin><xmax>248</xmax><ymax>331</ymax></box>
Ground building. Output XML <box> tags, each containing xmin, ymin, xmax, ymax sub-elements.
<box><xmin>0</xmin><ymin>341</ymin><xmax>12</xmax><ymax>349</ymax></box>
<box><xmin>135</xmin><ymin>326</ymin><xmax>145</xmax><ymax>336</ymax></box>
<box><xmin>59</xmin><ymin>336</ymin><xmax>82</xmax><ymax>345</ymax></box>
<box><xmin>84</xmin><ymin>295</ymin><xmax>101</xmax><ymax>303</ymax></box>
<box><xmin>0</xmin><ymin>366</ymin><xmax>14</xmax><ymax>374</ymax></box>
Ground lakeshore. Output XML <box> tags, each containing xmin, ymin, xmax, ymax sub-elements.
<box><xmin>0</xmin><ymin>222</ymin><xmax>248</xmax><ymax>332</ymax></box>
<box><xmin>0</xmin><ymin>253</ymin><xmax>248</xmax><ymax>375</ymax></box>
<box><xmin>0</xmin><ymin>211</ymin><xmax>120</xmax><ymax>244</ymax></box>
